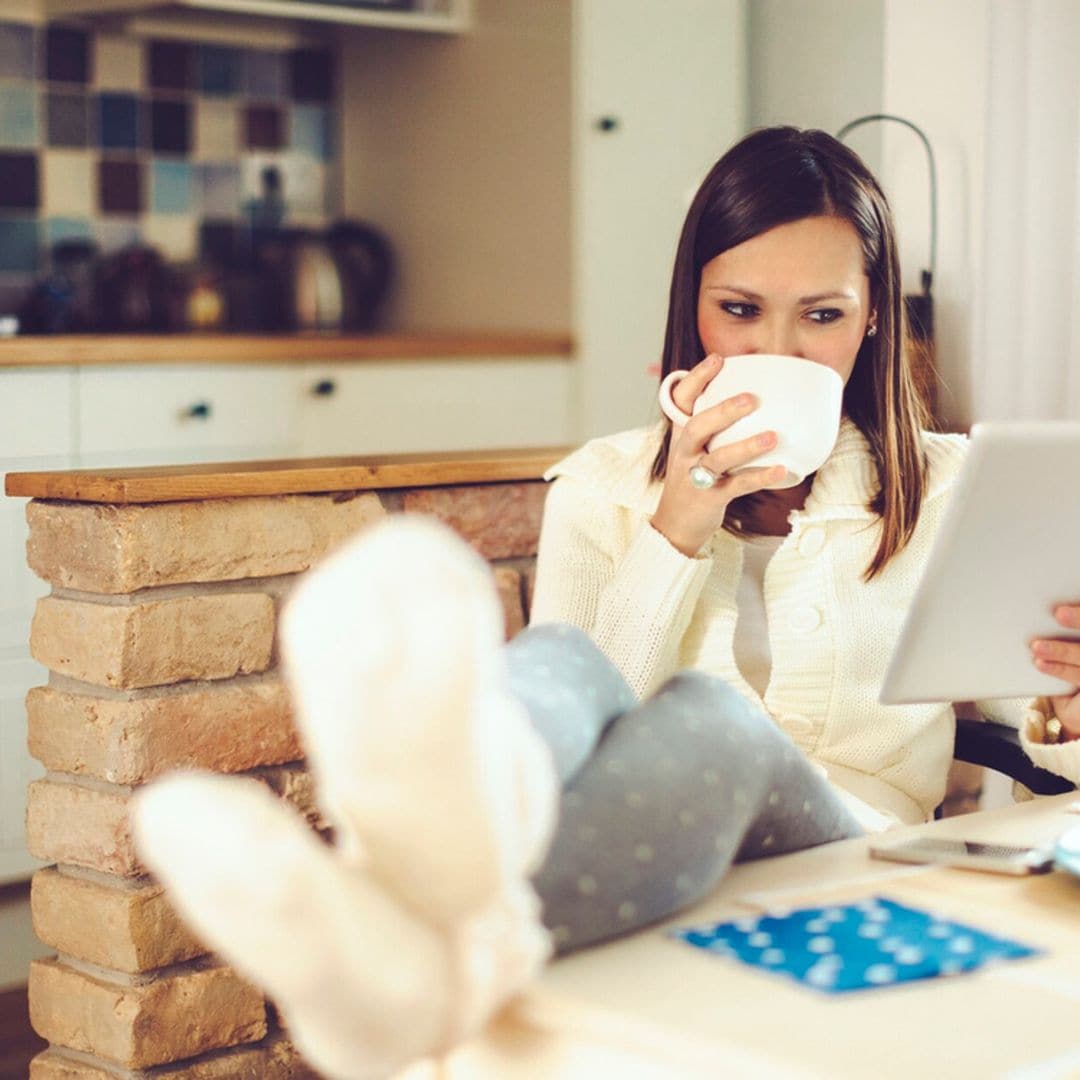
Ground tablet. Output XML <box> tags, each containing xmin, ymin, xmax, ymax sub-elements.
<box><xmin>879</xmin><ymin>421</ymin><xmax>1080</xmax><ymax>704</ymax></box>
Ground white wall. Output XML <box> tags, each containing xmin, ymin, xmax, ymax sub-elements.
<box><xmin>880</xmin><ymin>0</ymin><xmax>988</xmax><ymax>430</ymax></box>
<box><xmin>747</xmin><ymin>0</ymin><xmax>886</xmax><ymax>170</ymax></box>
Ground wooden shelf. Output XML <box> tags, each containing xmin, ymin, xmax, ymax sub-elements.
<box><xmin>5</xmin><ymin>446</ymin><xmax>570</xmax><ymax>503</ymax></box>
<box><xmin>0</xmin><ymin>331</ymin><xmax>574</xmax><ymax>368</ymax></box>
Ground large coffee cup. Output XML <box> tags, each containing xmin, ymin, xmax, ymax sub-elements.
<box><xmin>658</xmin><ymin>353</ymin><xmax>844</xmax><ymax>488</ymax></box>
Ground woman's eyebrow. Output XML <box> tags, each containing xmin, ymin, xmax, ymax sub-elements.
<box><xmin>705</xmin><ymin>285</ymin><xmax>857</xmax><ymax>305</ymax></box>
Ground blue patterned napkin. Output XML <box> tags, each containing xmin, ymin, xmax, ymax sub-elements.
<box><xmin>671</xmin><ymin>896</ymin><xmax>1038</xmax><ymax>993</ymax></box>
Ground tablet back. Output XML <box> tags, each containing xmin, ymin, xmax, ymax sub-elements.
<box><xmin>879</xmin><ymin>421</ymin><xmax>1080</xmax><ymax>704</ymax></box>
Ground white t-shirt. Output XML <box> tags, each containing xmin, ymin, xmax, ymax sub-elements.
<box><xmin>733</xmin><ymin>534</ymin><xmax>784</xmax><ymax>697</ymax></box>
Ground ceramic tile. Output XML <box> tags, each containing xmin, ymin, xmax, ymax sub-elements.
<box><xmin>0</xmin><ymin>215</ymin><xmax>40</xmax><ymax>272</ymax></box>
<box><xmin>0</xmin><ymin>83</ymin><xmax>37</xmax><ymax>147</ymax></box>
<box><xmin>42</xmin><ymin>149</ymin><xmax>95</xmax><ymax>216</ymax></box>
<box><xmin>98</xmin><ymin>92</ymin><xmax>141</xmax><ymax>150</ymax></box>
<box><xmin>245</xmin><ymin>103</ymin><xmax>283</xmax><ymax>150</ymax></box>
<box><xmin>0</xmin><ymin>151</ymin><xmax>38</xmax><ymax>209</ymax></box>
<box><xmin>289</xmin><ymin>104</ymin><xmax>332</xmax><ymax>160</ymax></box>
<box><xmin>245</xmin><ymin>49</ymin><xmax>285</xmax><ymax>99</ymax></box>
<box><xmin>151</xmin><ymin>159</ymin><xmax>193</xmax><ymax>213</ymax></box>
<box><xmin>45</xmin><ymin>216</ymin><xmax>93</xmax><ymax>248</ymax></box>
<box><xmin>240</xmin><ymin>152</ymin><xmax>282</xmax><ymax>197</ymax></box>
<box><xmin>93</xmin><ymin>216</ymin><xmax>140</xmax><ymax>254</ymax></box>
<box><xmin>148</xmin><ymin>39</ymin><xmax>193</xmax><ymax>91</ymax></box>
<box><xmin>198</xmin><ymin>162</ymin><xmax>240</xmax><ymax>217</ymax></box>
<box><xmin>276</xmin><ymin>154</ymin><xmax>325</xmax><ymax>216</ymax></box>
<box><xmin>46</xmin><ymin>25</ymin><xmax>90</xmax><ymax>85</ymax></box>
<box><xmin>199</xmin><ymin>44</ymin><xmax>242</xmax><ymax>96</ymax></box>
<box><xmin>142</xmin><ymin>213</ymin><xmax>197</xmax><ymax>260</ymax></box>
<box><xmin>194</xmin><ymin>99</ymin><xmax>238</xmax><ymax>160</ymax></box>
<box><xmin>0</xmin><ymin>20</ymin><xmax>35</xmax><ymax>80</ymax></box>
<box><xmin>150</xmin><ymin>98</ymin><xmax>190</xmax><ymax>155</ymax></box>
<box><xmin>98</xmin><ymin>158</ymin><xmax>143</xmax><ymax>215</ymax></box>
<box><xmin>46</xmin><ymin>90</ymin><xmax>89</xmax><ymax>147</ymax></box>
<box><xmin>94</xmin><ymin>34</ymin><xmax>143</xmax><ymax>91</ymax></box>
<box><xmin>288</xmin><ymin>47</ymin><xmax>333</xmax><ymax>102</ymax></box>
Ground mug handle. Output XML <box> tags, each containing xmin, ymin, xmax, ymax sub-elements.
<box><xmin>658</xmin><ymin>370</ymin><xmax>693</xmax><ymax>427</ymax></box>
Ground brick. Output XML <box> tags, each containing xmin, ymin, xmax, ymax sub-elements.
<box><xmin>522</xmin><ymin>560</ymin><xmax>537</xmax><ymax>621</ymax></box>
<box><xmin>27</xmin><ymin>779</ymin><xmax>142</xmax><ymax>877</ymax></box>
<box><xmin>27</xmin><ymin>677</ymin><xmax>300</xmax><ymax>784</ymax></box>
<box><xmin>27</xmin><ymin>769</ymin><xmax>316</xmax><ymax>879</ymax></box>
<box><xmin>31</xmin><ymin>593</ymin><xmax>275</xmax><ymax>689</ymax></box>
<box><xmin>32</xmin><ymin>868</ymin><xmax>207</xmax><ymax>973</ymax></box>
<box><xmin>26</xmin><ymin>494</ymin><xmax>387</xmax><ymax>594</ymax></box>
<box><xmin>493</xmin><ymin>566</ymin><xmax>524</xmax><ymax>639</ymax></box>
<box><xmin>402</xmin><ymin>481</ymin><xmax>547</xmax><ymax>559</ymax></box>
<box><xmin>30</xmin><ymin>1036</ymin><xmax>317</xmax><ymax>1078</ymax></box>
<box><xmin>29</xmin><ymin>958</ymin><xmax>266</xmax><ymax>1069</ymax></box>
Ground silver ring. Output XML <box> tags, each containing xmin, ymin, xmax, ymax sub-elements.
<box><xmin>688</xmin><ymin>460</ymin><xmax>720</xmax><ymax>490</ymax></box>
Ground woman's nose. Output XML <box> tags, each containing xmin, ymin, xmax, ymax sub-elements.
<box><xmin>748</xmin><ymin>321</ymin><xmax>803</xmax><ymax>358</ymax></box>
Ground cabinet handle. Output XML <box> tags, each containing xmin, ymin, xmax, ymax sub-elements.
<box><xmin>595</xmin><ymin>115</ymin><xmax>620</xmax><ymax>133</ymax></box>
<box><xmin>312</xmin><ymin>379</ymin><xmax>337</xmax><ymax>397</ymax></box>
<box><xmin>185</xmin><ymin>401</ymin><xmax>212</xmax><ymax>420</ymax></box>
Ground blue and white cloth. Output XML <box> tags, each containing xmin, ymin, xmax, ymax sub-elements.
<box><xmin>671</xmin><ymin>896</ymin><xmax>1038</xmax><ymax>993</ymax></box>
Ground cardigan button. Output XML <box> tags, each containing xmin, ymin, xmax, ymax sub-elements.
<box><xmin>789</xmin><ymin>606</ymin><xmax>822</xmax><ymax>634</ymax></box>
<box><xmin>798</xmin><ymin>527</ymin><xmax>826</xmax><ymax>557</ymax></box>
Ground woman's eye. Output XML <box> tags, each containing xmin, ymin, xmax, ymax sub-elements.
<box><xmin>720</xmin><ymin>302</ymin><xmax>759</xmax><ymax>318</ymax></box>
<box><xmin>807</xmin><ymin>308</ymin><xmax>844</xmax><ymax>324</ymax></box>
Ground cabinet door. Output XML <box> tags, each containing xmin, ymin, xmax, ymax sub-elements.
<box><xmin>0</xmin><ymin>659</ymin><xmax>45</xmax><ymax>886</ymax></box>
<box><xmin>0</xmin><ymin>368</ymin><xmax>76</xmax><ymax>885</ymax></box>
<box><xmin>297</xmin><ymin>358</ymin><xmax>574</xmax><ymax>456</ymax></box>
<box><xmin>574</xmin><ymin>0</ymin><xmax>746</xmax><ymax>439</ymax></box>
<box><xmin>77</xmin><ymin>364</ymin><xmax>302</xmax><ymax>467</ymax></box>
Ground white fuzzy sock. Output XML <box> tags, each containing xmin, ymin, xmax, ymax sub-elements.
<box><xmin>133</xmin><ymin>773</ymin><xmax>449</xmax><ymax>1080</ymax></box>
<box><xmin>132</xmin><ymin>516</ymin><xmax>559</xmax><ymax>1079</ymax></box>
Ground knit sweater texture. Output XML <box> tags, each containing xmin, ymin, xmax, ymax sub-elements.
<box><xmin>530</xmin><ymin>418</ymin><xmax>1080</xmax><ymax>830</ymax></box>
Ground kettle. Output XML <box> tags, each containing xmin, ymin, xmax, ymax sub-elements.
<box><xmin>256</xmin><ymin>221</ymin><xmax>393</xmax><ymax>333</ymax></box>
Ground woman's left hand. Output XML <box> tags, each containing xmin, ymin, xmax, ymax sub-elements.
<box><xmin>1032</xmin><ymin>604</ymin><xmax>1080</xmax><ymax>737</ymax></box>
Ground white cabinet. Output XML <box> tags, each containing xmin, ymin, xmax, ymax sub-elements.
<box><xmin>44</xmin><ymin>0</ymin><xmax>470</xmax><ymax>33</ymax></box>
<box><xmin>0</xmin><ymin>369</ymin><xmax>77</xmax><ymax>886</ymax></box>
<box><xmin>77</xmin><ymin>365</ymin><xmax>302</xmax><ymax>468</ymax></box>
<box><xmin>297</xmin><ymin>357</ymin><xmax>574</xmax><ymax>456</ymax></box>
<box><xmin>573</xmin><ymin>0</ymin><xmax>746</xmax><ymax>439</ymax></box>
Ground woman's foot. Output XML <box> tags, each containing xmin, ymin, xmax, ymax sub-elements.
<box><xmin>133</xmin><ymin>516</ymin><xmax>559</xmax><ymax>1077</ymax></box>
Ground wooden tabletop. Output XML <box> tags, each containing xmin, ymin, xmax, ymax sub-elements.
<box><xmin>4</xmin><ymin>446</ymin><xmax>571</xmax><ymax>503</ymax></box>
<box><xmin>456</xmin><ymin>793</ymin><xmax>1080</xmax><ymax>1078</ymax></box>
<box><xmin>0</xmin><ymin>332</ymin><xmax>574</xmax><ymax>367</ymax></box>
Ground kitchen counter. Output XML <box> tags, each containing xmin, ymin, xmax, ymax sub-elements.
<box><xmin>0</xmin><ymin>331</ymin><xmax>573</xmax><ymax>367</ymax></box>
<box><xmin>4</xmin><ymin>446</ymin><xmax>570</xmax><ymax>503</ymax></box>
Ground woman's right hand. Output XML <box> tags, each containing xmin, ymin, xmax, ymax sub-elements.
<box><xmin>650</xmin><ymin>354</ymin><xmax>786</xmax><ymax>557</ymax></box>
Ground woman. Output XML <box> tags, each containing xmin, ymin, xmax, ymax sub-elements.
<box><xmin>133</xmin><ymin>128</ymin><xmax>1080</xmax><ymax>1080</ymax></box>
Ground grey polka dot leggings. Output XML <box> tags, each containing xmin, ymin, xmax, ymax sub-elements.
<box><xmin>505</xmin><ymin>624</ymin><xmax>864</xmax><ymax>955</ymax></box>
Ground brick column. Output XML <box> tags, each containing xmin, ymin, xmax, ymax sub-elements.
<box><xmin>23</xmin><ymin>482</ymin><xmax>546</xmax><ymax>1077</ymax></box>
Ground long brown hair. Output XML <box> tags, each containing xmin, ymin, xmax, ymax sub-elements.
<box><xmin>651</xmin><ymin>126</ymin><xmax>931</xmax><ymax>579</ymax></box>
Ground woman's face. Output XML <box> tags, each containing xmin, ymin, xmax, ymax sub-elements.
<box><xmin>696</xmin><ymin>215</ymin><xmax>873</xmax><ymax>385</ymax></box>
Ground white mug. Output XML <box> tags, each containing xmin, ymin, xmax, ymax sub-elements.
<box><xmin>658</xmin><ymin>353</ymin><xmax>844</xmax><ymax>488</ymax></box>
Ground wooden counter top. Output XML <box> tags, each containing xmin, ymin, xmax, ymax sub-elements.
<box><xmin>0</xmin><ymin>331</ymin><xmax>574</xmax><ymax>367</ymax></box>
<box><xmin>4</xmin><ymin>446</ymin><xmax>571</xmax><ymax>504</ymax></box>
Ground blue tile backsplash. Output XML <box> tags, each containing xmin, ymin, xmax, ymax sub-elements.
<box><xmin>0</xmin><ymin>19</ymin><xmax>338</xmax><ymax>311</ymax></box>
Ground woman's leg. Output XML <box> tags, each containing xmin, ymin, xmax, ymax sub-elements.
<box><xmin>506</xmin><ymin>627</ymin><xmax>863</xmax><ymax>954</ymax></box>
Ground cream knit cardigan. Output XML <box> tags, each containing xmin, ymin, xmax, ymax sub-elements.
<box><xmin>531</xmin><ymin>419</ymin><xmax>1080</xmax><ymax>830</ymax></box>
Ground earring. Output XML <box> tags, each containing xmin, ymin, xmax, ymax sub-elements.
<box><xmin>866</xmin><ymin>324</ymin><xmax>878</xmax><ymax>338</ymax></box>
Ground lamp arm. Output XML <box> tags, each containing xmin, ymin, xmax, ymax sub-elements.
<box><xmin>836</xmin><ymin>113</ymin><xmax>937</xmax><ymax>294</ymax></box>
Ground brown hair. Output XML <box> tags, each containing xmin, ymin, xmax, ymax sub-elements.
<box><xmin>651</xmin><ymin>126</ymin><xmax>931</xmax><ymax>579</ymax></box>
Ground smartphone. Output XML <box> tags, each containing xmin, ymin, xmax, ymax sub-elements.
<box><xmin>868</xmin><ymin>836</ymin><xmax>1055</xmax><ymax>875</ymax></box>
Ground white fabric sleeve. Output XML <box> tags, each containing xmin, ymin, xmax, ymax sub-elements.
<box><xmin>529</xmin><ymin>476</ymin><xmax>713</xmax><ymax>699</ymax></box>
<box><xmin>977</xmin><ymin>696</ymin><xmax>1080</xmax><ymax>787</ymax></box>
